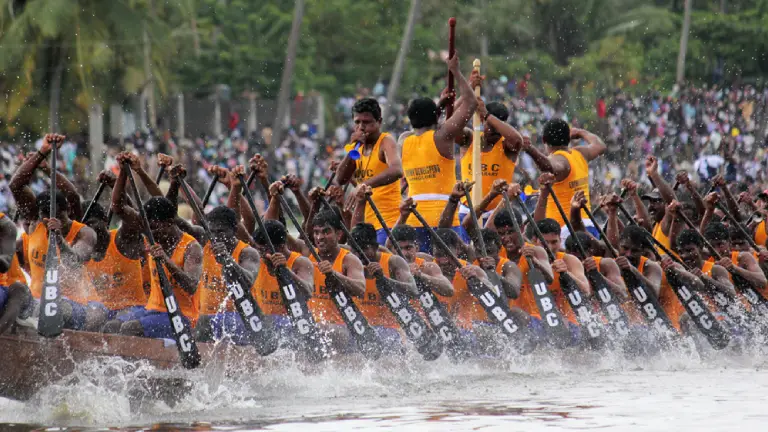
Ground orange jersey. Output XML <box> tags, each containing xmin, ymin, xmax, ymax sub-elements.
<box><xmin>435</xmin><ymin>260</ymin><xmax>481</xmax><ymax>329</ymax></box>
<box><xmin>620</xmin><ymin>257</ymin><xmax>648</xmax><ymax>325</ymax></box>
<box><xmin>509</xmin><ymin>244</ymin><xmax>539</xmax><ymax>318</ymax></box>
<box><xmin>309</xmin><ymin>248</ymin><xmax>350</xmax><ymax>324</ymax></box>
<box><xmin>359</xmin><ymin>252</ymin><xmax>398</xmax><ymax>328</ymax></box>
<box><xmin>85</xmin><ymin>229</ymin><xmax>147</xmax><ymax>310</ymax></box>
<box><xmin>403</xmin><ymin>130</ymin><xmax>458</xmax><ymax>227</ymax></box>
<box><xmin>344</xmin><ymin>133</ymin><xmax>401</xmax><ymax>231</ymax></box>
<box><xmin>547</xmin><ymin>251</ymin><xmax>578</xmax><ymax>324</ymax></box>
<box><xmin>460</xmin><ymin>137</ymin><xmax>516</xmax><ymax>209</ymax></box>
<box><xmin>546</xmin><ymin>149</ymin><xmax>590</xmax><ymax>226</ymax></box>
<box><xmin>0</xmin><ymin>213</ymin><xmax>25</xmax><ymax>287</ymax></box>
<box><xmin>658</xmin><ymin>272</ymin><xmax>685</xmax><ymax>331</ymax></box>
<box><xmin>26</xmin><ymin>220</ymin><xmax>96</xmax><ymax>304</ymax></box>
<box><xmin>254</xmin><ymin>251</ymin><xmax>302</xmax><ymax>316</ymax></box>
<box><xmin>755</xmin><ymin>220</ymin><xmax>767</xmax><ymax>248</ymax></box>
<box><xmin>198</xmin><ymin>240</ymin><xmax>250</xmax><ymax>315</ymax></box>
<box><xmin>146</xmin><ymin>233</ymin><xmax>201</xmax><ymax>324</ymax></box>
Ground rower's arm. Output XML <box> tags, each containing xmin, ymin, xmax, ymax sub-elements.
<box><xmin>599</xmin><ymin>258</ymin><xmax>629</xmax><ymax>301</ymax></box>
<box><xmin>605</xmin><ymin>207</ymin><xmax>621</xmax><ymax>252</ymax></box>
<box><xmin>683</xmin><ymin>182</ymin><xmax>706</xmax><ymax>222</ymax></box>
<box><xmin>287</xmin><ymin>184</ymin><xmax>312</xmax><ymax>225</ymax></box>
<box><xmin>433</xmin><ymin>65</ymin><xmax>477</xmax><ymax>159</ymax></box>
<box><xmin>364</xmin><ymin>136</ymin><xmax>403</xmax><ymax>189</ymax></box>
<box><xmin>646</xmin><ymin>159</ymin><xmax>676</xmax><ymax>204</ymax></box>
<box><xmin>732</xmin><ymin>252</ymin><xmax>767</xmax><ymax>288</ymax></box>
<box><xmin>288</xmin><ymin>255</ymin><xmax>314</xmax><ymax>298</ymax></box>
<box><xmin>227</xmin><ymin>177</ymin><xmax>243</xmax><ymax>222</ymax></box>
<box><xmin>702</xmin><ymin>265</ymin><xmax>736</xmax><ymax>297</ymax></box>
<box><xmin>111</xmin><ymin>167</ymin><xmax>143</xmax><ymax>235</ymax></box>
<box><xmin>630</xmin><ymin>192</ymin><xmax>653</xmax><ymax>232</ymax></box>
<box><xmin>564</xmin><ymin>253</ymin><xmax>591</xmax><ymax>295</ymax></box>
<box><xmin>438</xmin><ymin>196</ymin><xmax>460</xmax><ymax>229</ymax></box>
<box><xmin>486</xmin><ymin>115</ymin><xmax>523</xmax><ymax>156</ymax></box>
<box><xmin>501</xmin><ymin>260</ymin><xmax>522</xmax><ymax>299</ymax></box>
<box><xmin>0</xmin><ymin>217</ymin><xmax>17</xmax><ymax>273</ymax></box>
<box><xmin>386</xmin><ymin>255</ymin><xmax>419</xmax><ymax>297</ymax></box>
<box><xmin>54</xmin><ymin>171</ymin><xmax>83</xmax><ymax>222</ymax></box>
<box><xmin>336</xmin><ymin>252</ymin><xmax>366</xmax><ymax>297</ymax></box>
<box><xmin>265</xmin><ymin>193</ymin><xmax>282</xmax><ymax>222</ymax></box>
<box><xmin>235</xmin><ymin>246</ymin><xmax>260</xmax><ymax>284</ymax></box>
<box><xmin>630</xmin><ymin>260</ymin><xmax>662</xmax><ymax>298</ymax></box>
<box><xmin>531</xmin><ymin>246</ymin><xmax>555</xmax><ymax>283</ymax></box>
<box><xmin>417</xmin><ymin>261</ymin><xmax>454</xmax><ymax>297</ymax></box>
<box><xmin>533</xmin><ymin>185</ymin><xmax>549</xmax><ymax>222</ymax></box>
<box><xmin>571</xmin><ymin>129</ymin><xmax>606</xmax><ymax>162</ymax></box>
<box><xmin>350</xmin><ymin>193</ymin><xmax>367</xmax><ymax>228</ymax></box>
<box><xmin>168</xmin><ymin>241</ymin><xmax>202</xmax><ymax>295</ymax></box>
<box><xmin>135</xmin><ymin>163</ymin><xmax>164</xmax><ymax>197</ymax></box>
<box><xmin>9</xmin><ymin>153</ymin><xmax>44</xmax><ymax>221</ymax></box>
<box><xmin>58</xmin><ymin>225</ymin><xmax>97</xmax><ymax>268</ymax></box>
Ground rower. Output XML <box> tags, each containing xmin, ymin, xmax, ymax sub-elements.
<box><xmin>390</xmin><ymin>224</ymin><xmax>454</xmax><ymax>297</ymax></box>
<box><xmin>195</xmin><ymin>206</ymin><xmax>261</xmax><ymax>344</ymax></box>
<box><xmin>307</xmin><ymin>209</ymin><xmax>367</xmax><ymax>351</ymax></box>
<box><xmin>252</xmin><ymin>219</ymin><xmax>315</xmax><ymax>344</ymax></box>
<box><xmin>349</xmin><ymin>222</ymin><xmax>418</xmax><ymax>352</ymax></box>
<box><xmin>112</xmin><ymin>196</ymin><xmax>203</xmax><ymax>340</ymax></box>
<box><xmin>399</xmin><ymin>52</ymin><xmax>477</xmax><ymax>252</ymax></box>
<box><xmin>703</xmin><ymin>222</ymin><xmax>767</xmax><ymax>291</ymax></box>
<box><xmin>565</xmin><ymin>231</ymin><xmax>629</xmax><ymax>303</ymax></box>
<box><xmin>0</xmin><ymin>211</ymin><xmax>31</xmax><ymax>334</ymax></box>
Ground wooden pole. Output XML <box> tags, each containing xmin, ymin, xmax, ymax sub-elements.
<box><xmin>471</xmin><ymin>59</ymin><xmax>482</xmax><ymax>204</ymax></box>
<box><xmin>676</xmin><ymin>0</ymin><xmax>692</xmax><ymax>85</ymax></box>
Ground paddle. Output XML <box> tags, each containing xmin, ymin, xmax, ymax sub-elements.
<box><xmin>461</xmin><ymin>184</ymin><xmax>505</xmax><ymax>300</ymax></box>
<box><xmin>503</xmin><ymin>191</ymin><xmax>573</xmax><ymax>347</ymax></box>
<box><xmin>318</xmin><ymin>196</ymin><xmax>443</xmax><ymax>360</ymax></box>
<box><xmin>237</xmin><ymin>175</ymin><xmax>330</xmax><ymax>360</ymax></box>
<box><xmin>366</xmin><ymin>196</ymin><xmax>468</xmax><ymax>357</ymax></box>
<box><xmin>546</xmin><ymin>186</ymin><xmax>631</xmax><ymax>340</ymax></box>
<box><xmin>124</xmin><ymin>164</ymin><xmax>201</xmax><ymax>369</ymax></box>
<box><xmin>279</xmin><ymin>193</ymin><xmax>382</xmax><ymax>359</ymax></box>
<box><xmin>615</xmin><ymin>201</ymin><xmax>728</xmax><ymax>349</ymax></box>
<box><xmin>409</xmin><ymin>205</ymin><xmax>531</xmax><ymax>349</ymax></box>
<box><xmin>179</xmin><ymin>178</ymin><xmax>280</xmax><ymax>356</ymax></box>
<box><xmin>38</xmin><ymin>137</ymin><xmax>64</xmax><ymax>337</ymax></box>
<box><xmin>201</xmin><ymin>173</ymin><xmax>218</xmax><ymax>208</ymax></box>
<box><xmin>82</xmin><ymin>183</ymin><xmax>107</xmax><ymax>223</ymax></box>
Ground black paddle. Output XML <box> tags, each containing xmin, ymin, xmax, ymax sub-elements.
<box><xmin>82</xmin><ymin>183</ymin><xmax>107</xmax><ymax>223</ymax></box>
<box><xmin>409</xmin><ymin>205</ymin><xmax>531</xmax><ymax>350</ymax></box>
<box><xmin>517</xmin><ymin>188</ymin><xmax>608</xmax><ymax>349</ymax></box>
<box><xmin>280</xmin><ymin>185</ymin><xmax>383</xmax><ymax>360</ymax></box>
<box><xmin>461</xmin><ymin>185</ymin><xmax>505</xmax><ymax>300</ymax></box>
<box><xmin>38</xmin><ymin>139</ymin><xmax>64</xmax><ymax>337</ymax></box>
<box><xmin>201</xmin><ymin>173</ymin><xmax>218</xmax><ymax>208</ymax></box>
<box><xmin>366</xmin><ymin>196</ymin><xmax>469</xmax><ymax>358</ymax></box>
<box><xmin>319</xmin><ymin>196</ymin><xmax>443</xmax><ymax>361</ymax></box>
<box><xmin>124</xmin><ymin>164</ymin><xmax>201</xmax><ymax>369</ymax></box>
<box><xmin>238</xmin><ymin>175</ymin><xmax>330</xmax><ymax>360</ymax></box>
<box><xmin>504</xmin><ymin>192</ymin><xmax>574</xmax><ymax>347</ymax></box>
<box><xmin>545</xmin><ymin>186</ymin><xmax>631</xmax><ymax>341</ymax></box>
<box><xmin>180</xmin><ymin>178</ymin><xmax>280</xmax><ymax>356</ymax></box>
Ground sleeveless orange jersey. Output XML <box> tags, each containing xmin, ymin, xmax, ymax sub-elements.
<box><xmin>344</xmin><ymin>133</ymin><xmax>400</xmax><ymax>231</ymax></box>
<box><xmin>755</xmin><ymin>220</ymin><xmax>767</xmax><ymax>248</ymax></box>
<box><xmin>547</xmin><ymin>251</ymin><xmax>578</xmax><ymax>324</ymax></box>
<box><xmin>254</xmin><ymin>251</ymin><xmax>301</xmax><ymax>316</ymax></box>
<box><xmin>509</xmin><ymin>244</ymin><xmax>539</xmax><ymax>318</ymax></box>
<box><xmin>85</xmin><ymin>229</ymin><xmax>147</xmax><ymax>310</ymax></box>
<box><xmin>546</xmin><ymin>149</ymin><xmax>590</xmax><ymax>226</ymax></box>
<box><xmin>26</xmin><ymin>220</ymin><xmax>96</xmax><ymax>304</ymax></box>
<box><xmin>403</xmin><ymin>130</ymin><xmax>458</xmax><ymax>227</ymax></box>
<box><xmin>146</xmin><ymin>233</ymin><xmax>201</xmax><ymax>324</ymax></box>
<box><xmin>460</xmin><ymin>137</ymin><xmax>516</xmax><ymax>209</ymax></box>
<box><xmin>0</xmin><ymin>213</ymin><xmax>25</xmax><ymax>287</ymax></box>
<box><xmin>707</xmin><ymin>251</ymin><xmax>754</xmax><ymax>311</ymax></box>
<box><xmin>359</xmin><ymin>252</ymin><xmax>399</xmax><ymax>328</ymax></box>
<box><xmin>309</xmin><ymin>248</ymin><xmax>350</xmax><ymax>324</ymax></box>
<box><xmin>198</xmin><ymin>240</ymin><xmax>250</xmax><ymax>315</ymax></box>
<box><xmin>619</xmin><ymin>256</ymin><xmax>647</xmax><ymax>325</ymax></box>
<box><xmin>658</xmin><ymin>271</ymin><xmax>684</xmax><ymax>331</ymax></box>
<box><xmin>435</xmin><ymin>260</ymin><xmax>475</xmax><ymax>329</ymax></box>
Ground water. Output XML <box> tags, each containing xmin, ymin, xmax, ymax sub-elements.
<box><xmin>1</xmin><ymin>342</ymin><xmax>767</xmax><ymax>431</ymax></box>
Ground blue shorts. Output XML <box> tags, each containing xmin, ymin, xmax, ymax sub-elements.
<box><xmin>529</xmin><ymin>317</ymin><xmax>581</xmax><ymax>347</ymax></box>
<box><xmin>62</xmin><ymin>297</ymin><xmax>88</xmax><ymax>331</ymax></box>
<box><xmin>202</xmin><ymin>312</ymin><xmax>294</xmax><ymax>346</ymax></box>
<box><xmin>91</xmin><ymin>303</ymin><xmax>147</xmax><ymax>321</ymax></box>
<box><xmin>0</xmin><ymin>286</ymin><xmax>8</xmax><ymax>312</ymax></box>
<box><xmin>413</xmin><ymin>226</ymin><xmax>470</xmax><ymax>254</ymax></box>
<box><xmin>118</xmin><ymin>308</ymin><xmax>191</xmax><ymax>340</ymax></box>
<box><xmin>376</xmin><ymin>229</ymin><xmax>389</xmax><ymax>246</ymax></box>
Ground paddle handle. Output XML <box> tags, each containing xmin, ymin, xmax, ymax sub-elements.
<box><xmin>511</xmin><ymin>193</ymin><xmax>556</xmax><ymax>262</ymax></box>
<box><xmin>82</xmin><ymin>182</ymin><xmax>107</xmax><ymax>222</ymax></box>
<box><xmin>409</xmin><ymin>207</ymin><xmax>463</xmax><ymax>267</ymax></box>
<box><xmin>500</xmin><ymin>191</ymin><xmax>537</xmax><ymax>269</ymax></box>
<box><xmin>445</xmin><ymin>17</ymin><xmax>456</xmax><ymax>119</ymax></box>
<box><xmin>238</xmin><ymin>174</ymin><xmax>278</xmax><ymax>255</ymax></box>
<box><xmin>318</xmin><ymin>196</ymin><xmax>371</xmax><ymax>266</ymax></box>
<box><xmin>677</xmin><ymin>209</ymin><xmax>723</xmax><ymax>261</ymax></box>
<box><xmin>716</xmin><ymin>202</ymin><xmax>760</xmax><ymax>252</ymax></box>
<box><xmin>462</xmin><ymin>187</ymin><xmax>487</xmax><ymax>257</ymax></box>
<box><xmin>544</xmin><ymin>185</ymin><xmax>588</xmax><ymax>259</ymax></box>
<box><xmin>201</xmin><ymin>174</ymin><xmax>219</xmax><ymax>208</ymax></box>
<box><xmin>366</xmin><ymin>195</ymin><xmax>405</xmax><ymax>258</ymax></box>
<box><xmin>155</xmin><ymin>165</ymin><xmax>166</xmax><ymax>184</ymax></box>
<box><xmin>581</xmin><ymin>205</ymin><xmax>618</xmax><ymax>258</ymax></box>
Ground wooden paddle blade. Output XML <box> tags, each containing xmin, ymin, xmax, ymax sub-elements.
<box><xmin>414</xmin><ymin>277</ymin><xmax>470</xmax><ymax>360</ymax></box>
<box><xmin>558</xmin><ymin>273</ymin><xmax>609</xmax><ymax>350</ymax></box>
<box><xmin>465</xmin><ymin>276</ymin><xmax>532</xmax><ymax>351</ymax></box>
<box><xmin>37</xmin><ymin>233</ymin><xmax>63</xmax><ymax>337</ymax></box>
<box><xmin>621</xmin><ymin>269</ymin><xmax>679</xmax><ymax>342</ymax></box>
<box><xmin>665</xmin><ymin>270</ymin><xmax>731</xmax><ymax>350</ymax></box>
<box><xmin>326</xmin><ymin>275</ymin><xmax>383</xmax><ymax>360</ymax></box>
<box><xmin>154</xmin><ymin>262</ymin><xmax>202</xmax><ymax>369</ymax></box>
<box><xmin>525</xmin><ymin>266</ymin><xmax>571</xmax><ymax>348</ymax></box>
<box><xmin>274</xmin><ymin>265</ymin><xmax>330</xmax><ymax>361</ymax></box>
<box><xmin>587</xmin><ymin>269</ymin><xmax>632</xmax><ymax>339</ymax></box>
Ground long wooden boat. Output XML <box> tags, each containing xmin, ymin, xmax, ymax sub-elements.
<box><xmin>0</xmin><ymin>326</ymin><xmax>257</xmax><ymax>402</ymax></box>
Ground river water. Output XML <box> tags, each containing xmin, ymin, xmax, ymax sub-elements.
<box><xmin>1</xmin><ymin>341</ymin><xmax>767</xmax><ymax>431</ymax></box>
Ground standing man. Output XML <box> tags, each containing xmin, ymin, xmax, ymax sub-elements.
<box><xmin>400</xmin><ymin>53</ymin><xmax>478</xmax><ymax>252</ymax></box>
<box><xmin>336</xmin><ymin>98</ymin><xmax>403</xmax><ymax>246</ymax></box>
<box><xmin>522</xmin><ymin>120</ymin><xmax>606</xmax><ymax>241</ymax></box>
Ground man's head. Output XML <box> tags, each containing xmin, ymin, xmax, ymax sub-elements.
<box><xmin>619</xmin><ymin>225</ymin><xmax>651</xmax><ymax>265</ymax></box>
<box><xmin>350</xmin><ymin>222</ymin><xmax>379</xmax><ymax>263</ymax></box>
<box><xmin>253</xmin><ymin>219</ymin><xmax>288</xmax><ymax>257</ymax></box>
<box><xmin>756</xmin><ymin>190</ymin><xmax>768</xmax><ymax>209</ymax></box>
<box><xmin>703</xmin><ymin>222</ymin><xmax>731</xmax><ymax>259</ymax></box>
<box><xmin>392</xmin><ymin>224</ymin><xmax>419</xmax><ymax>263</ymax></box>
<box><xmin>536</xmin><ymin>218</ymin><xmax>562</xmax><ymax>253</ymax></box>
<box><xmin>144</xmin><ymin>196</ymin><xmax>178</xmax><ymax>236</ymax></box>
<box><xmin>676</xmin><ymin>229</ymin><xmax>704</xmax><ymax>267</ymax></box>
<box><xmin>493</xmin><ymin>208</ymin><xmax>524</xmax><ymax>255</ymax></box>
<box><xmin>729</xmin><ymin>224</ymin><xmax>751</xmax><ymax>252</ymax></box>
<box><xmin>641</xmin><ymin>189</ymin><xmax>665</xmax><ymax>223</ymax></box>
<box><xmin>483</xmin><ymin>102</ymin><xmax>509</xmax><ymax>145</ymax></box>
<box><xmin>680</xmin><ymin>200</ymin><xmax>699</xmax><ymax>224</ymax></box>
<box><xmin>206</xmin><ymin>206</ymin><xmax>238</xmax><ymax>243</ymax></box>
<box><xmin>542</xmin><ymin>118</ymin><xmax>570</xmax><ymax>153</ymax></box>
<box><xmin>352</xmin><ymin>98</ymin><xmax>382</xmax><ymax>142</ymax></box>
<box><xmin>481</xmin><ymin>228</ymin><xmax>502</xmax><ymax>259</ymax></box>
<box><xmin>565</xmin><ymin>231</ymin><xmax>596</xmax><ymax>259</ymax></box>
<box><xmin>83</xmin><ymin>202</ymin><xmax>109</xmax><ymax>234</ymax></box>
<box><xmin>432</xmin><ymin>228</ymin><xmax>461</xmax><ymax>273</ymax></box>
<box><xmin>36</xmin><ymin>191</ymin><xmax>68</xmax><ymax>221</ymax></box>
<box><xmin>312</xmin><ymin>209</ymin><xmax>344</xmax><ymax>254</ymax></box>
<box><xmin>407</xmin><ymin>97</ymin><xmax>439</xmax><ymax>129</ymax></box>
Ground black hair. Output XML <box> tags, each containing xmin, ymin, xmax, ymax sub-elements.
<box><xmin>36</xmin><ymin>191</ymin><xmax>68</xmax><ymax>215</ymax></box>
<box><xmin>84</xmin><ymin>202</ymin><xmax>108</xmax><ymax>223</ymax></box>
<box><xmin>537</xmin><ymin>218</ymin><xmax>561</xmax><ymax>236</ymax></box>
<box><xmin>620</xmin><ymin>225</ymin><xmax>648</xmax><ymax>245</ymax></box>
<box><xmin>703</xmin><ymin>222</ymin><xmax>730</xmax><ymax>243</ymax></box>
<box><xmin>481</xmin><ymin>228</ymin><xmax>502</xmax><ymax>249</ymax></box>
<box><xmin>728</xmin><ymin>224</ymin><xmax>747</xmax><ymax>241</ymax></box>
<box><xmin>144</xmin><ymin>196</ymin><xmax>177</xmax><ymax>223</ymax></box>
<box><xmin>253</xmin><ymin>219</ymin><xmax>288</xmax><ymax>247</ymax></box>
<box><xmin>391</xmin><ymin>224</ymin><xmax>417</xmax><ymax>243</ymax></box>
<box><xmin>350</xmin><ymin>222</ymin><xmax>379</xmax><ymax>249</ymax></box>
<box><xmin>542</xmin><ymin>118</ymin><xmax>570</xmax><ymax>147</ymax></box>
<box><xmin>680</xmin><ymin>200</ymin><xmax>699</xmax><ymax>221</ymax></box>
<box><xmin>313</xmin><ymin>209</ymin><xmax>343</xmax><ymax>231</ymax></box>
<box><xmin>434</xmin><ymin>227</ymin><xmax>461</xmax><ymax>250</ymax></box>
<box><xmin>206</xmin><ymin>206</ymin><xmax>238</xmax><ymax>231</ymax></box>
<box><xmin>565</xmin><ymin>232</ymin><xmax>594</xmax><ymax>256</ymax></box>
<box><xmin>676</xmin><ymin>229</ymin><xmax>703</xmax><ymax>250</ymax></box>
<box><xmin>352</xmin><ymin>98</ymin><xmax>382</xmax><ymax>122</ymax></box>
<box><xmin>486</xmin><ymin>102</ymin><xmax>509</xmax><ymax>122</ymax></box>
<box><xmin>494</xmin><ymin>208</ymin><xmax>523</xmax><ymax>229</ymax></box>
<box><xmin>407</xmin><ymin>97</ymin><xmax>439</xmax><ymax>129</ymax></box>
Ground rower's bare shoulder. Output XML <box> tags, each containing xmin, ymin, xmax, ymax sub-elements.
<box><xmin>415</xmin><ymin>252</ymin><xmax>434</xmax><ymax>262</ymax></box>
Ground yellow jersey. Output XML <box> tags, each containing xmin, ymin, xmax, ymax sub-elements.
<box><xmin>461</xmin><ymin>137</ymin><xmax>516</xmax><ymax>209</ymax></box>
<box><xmin>85</xmin><ymin>229</ymin><xmax>147</xmax><ymax>310</ymax></box>
<box><xmin>403</xmin><ymin>130</ymin><xmax>458</xmax><ymax>227</ymax></box>
<box><xmin>546</xmin><ymin>149</ymin><xmax>590</xmax><ymax>225</ymax></box>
